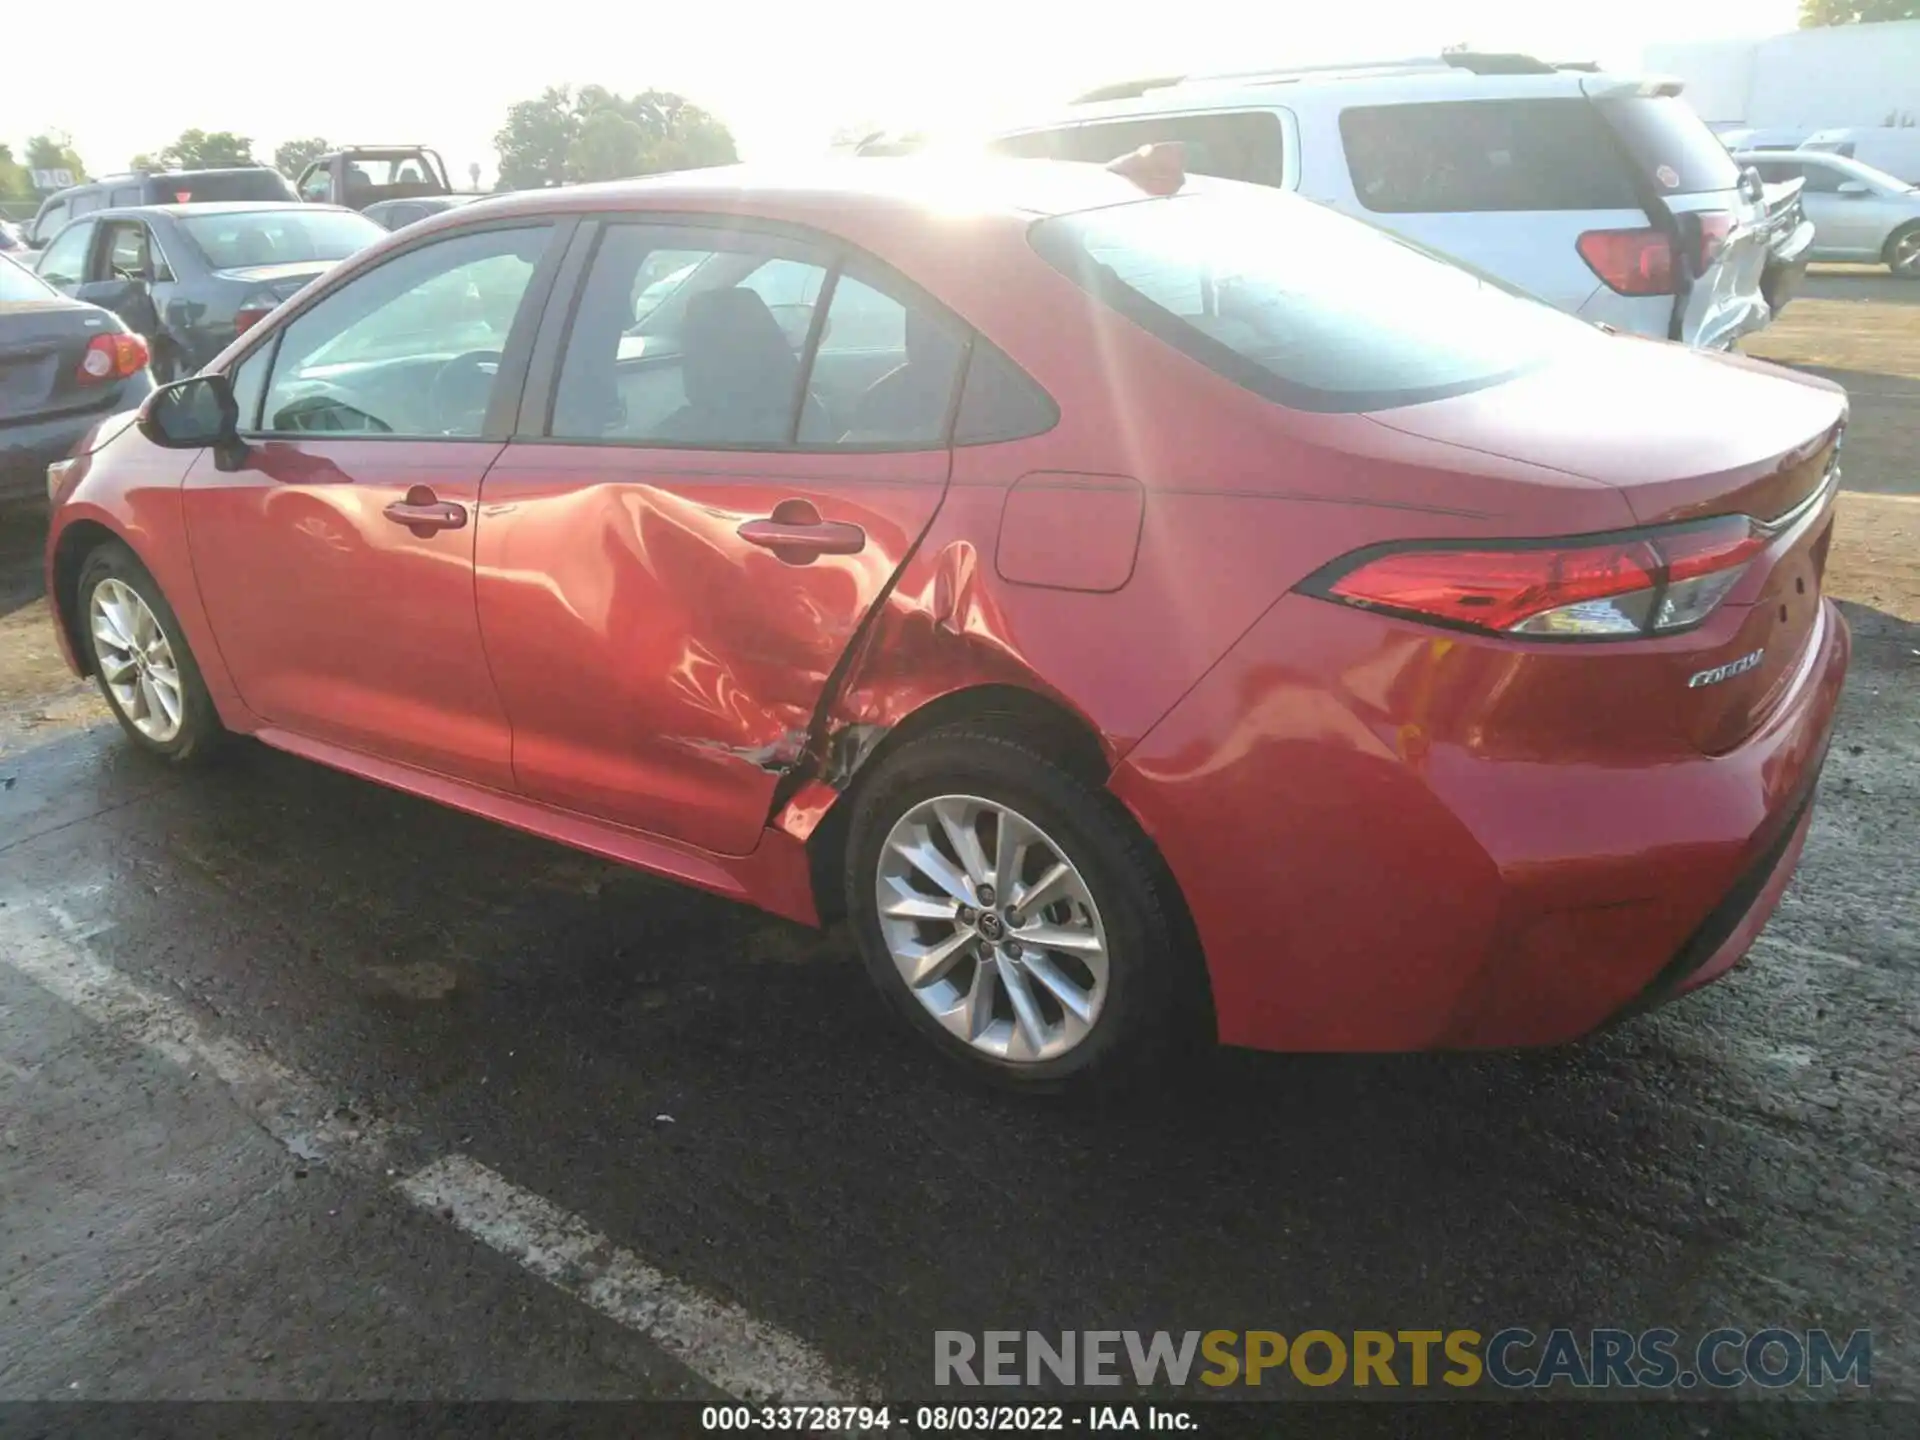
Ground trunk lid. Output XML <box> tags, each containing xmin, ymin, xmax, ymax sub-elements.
<box><xmin>212</xmin><ymin>261</ymin><xmax>335</xmax><ymax>299</ymax></box>
<box><xmin>0</xmin><ymin>299</ymin><xmax>120</xmax><ymax>426</ymax></box>
<box><xmin>1369</xmin><ymin>337</ymin><xmax>1845</xmax><ymax>753</ymax></box>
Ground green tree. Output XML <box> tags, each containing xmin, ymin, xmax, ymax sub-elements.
<box><xmin>1800</xmin><ymin>0</ymin><xmax>1919</xmax><ymax>24</ymax></box>
<box><xmin>25</xmin><ymin>133</ymin><xmax>88</xmax><ymax>183</ymax></box>
<box><xmin>273</xmin><ymin>136</ymin><xmax>331</xmax><ymax>178</ymax></box>
<box><xmin>0</xmin><ymin>145</ymin><xmax>33</xmax><ymax>201</ymax></box>
<box><xmin>494</xmin><ymin>84</ymin><xmax>738</xmax><ymax>189</ymax></box>
<box><xmin>129</xmin><ymin>153</ymin><xmax>158</xmax><ymax>171</ymax></box>
<box><xmin>158</xmin><ymin>129</ymin><xmax>256</xmax><ymax>169</ymax></box>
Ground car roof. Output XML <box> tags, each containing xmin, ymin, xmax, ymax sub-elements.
<box><xmin>1007</xmin><ymin>65</ymin><xmax>1671</xmax><ymax>131</ymax></box>
<box><xmin>89</xmin><ymin>201</ymin><xmax>359</xmax><ymax>221</ymax></box>
<box><xmin>457</xmin><ymin>158</ymin><xmax>1184</xmax><ymax>227</ymax></box>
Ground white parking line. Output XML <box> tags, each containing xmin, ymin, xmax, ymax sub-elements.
<box><xmin>0</xmin><ymin>899</ymin><xmax>862</xmax><ymax>1405</ymax></box>
<box><xmin>403</xmin><ymin>1155</ymin><xmax>865</xmax><ymax>1403</ymax></box>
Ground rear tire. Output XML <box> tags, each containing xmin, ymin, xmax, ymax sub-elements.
<box><xmin>76</xmin><ymin>542</ymin><xmax>224</xmax><ymax>764</ymax></box>
<box><xmin>1887</xmin><ymin>223</ymin><xmax>1920</xmax><ymax>279</ymax></box>
<box><xmin>844</xmin><ymin>727</ymin><xmax>1205</xmax><ymax>1093</ymax></box>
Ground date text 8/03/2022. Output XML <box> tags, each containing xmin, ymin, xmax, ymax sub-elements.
<box><xmin>933</xmin><ymin>1327</ymin><xmax>1874</xmax><ymax>1390</ymax></box>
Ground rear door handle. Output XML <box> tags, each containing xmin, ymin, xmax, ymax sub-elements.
<box><xmin>737</xmin><ymin>519</ymin><xmax>866</xmax><ymax>556</ymax></box>
<box><xmin>384</xmin><ymin>488</ymin><xmax>468</xmax><ymax>535</ymax></box>
<box><xmin>738</xmin><ymin>500</ymin><xmax>866</xmax><ymax>563</ymax></box>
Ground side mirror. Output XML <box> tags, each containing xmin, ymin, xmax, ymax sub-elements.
<box><xmin>138</xmin><ymin>375</ymin><xmax>248</xmax><ymax>471</ymax></box>
<box><xmin>1837</xmin><ymin>180</ymin><xmax>1872</xmax><ymax>198</ymax></box>
<box><xmin>74</xmin><ymin>278</ymin><xmax>160</xmax><ymax>338</ymax></box>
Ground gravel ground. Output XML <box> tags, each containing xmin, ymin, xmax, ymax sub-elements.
<box><xmin>0</xmin><ymin>271</ymin><xmax>1914</xmax><ymax>1427</ymax></box>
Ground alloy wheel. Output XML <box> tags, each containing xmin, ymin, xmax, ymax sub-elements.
<box><xmin>1895</xmin><ymin>230</ymin><xmax>1920</xmax><ymax>276</ymax></box>
<box><xmin>875</xmin><ymin>794</ymin><xmax>1109</xmax><ymax>1063</ymax></box>
<box><xmin>89</xmin><ymin>578</ymin><xmax>185</xmax><ymax>743</ymax></box>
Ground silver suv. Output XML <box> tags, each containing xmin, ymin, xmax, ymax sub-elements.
<box><xmin>984</xmin><ymin>53</ymin><xmax>1777</xmax><ymax>349</ymax></box>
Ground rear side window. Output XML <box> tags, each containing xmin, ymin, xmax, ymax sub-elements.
<box><xmin>0</xmin><ymin>255</ymin><xmax>55</xmax><ymax>302</ymax></box>
<box><xmin>1031</xmin><ymin>187</ymin><xmax>1594</xmax><ymax>413</ymax></box>
<box><xmin>995</xmin><ymin>111</ymin><xmax>1286</xmax><ymax>187</ymax></box>
<box><xmin>160</xmin><ymin>171</ymin><xmax>299</xmax><ymax>204</ymax></box>
<box><xmin>1340</xmin><ymin>99</ymin><xmax>1638</xmax><ymax>212</ymax></box>
<box><xmin>1593</xmin><ymin>96</ymin><xmax>1742</xmax><ymax>195</ymax></box>
<box><xmin>953</xmin><ymin>340</ymin><xmax>1057</xmax><ymax>444</ymax></box>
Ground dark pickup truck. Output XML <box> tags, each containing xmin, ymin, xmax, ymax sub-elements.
<box><xmin>295</xmin><ymin>146</ymin><xmax>463</xmax><ymax>211</ymax></box>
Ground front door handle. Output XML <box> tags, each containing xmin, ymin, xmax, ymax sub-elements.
<box><xmin>384</xmin><ymin>486</ymin><xmax>468</xmax><ymax>536</ymax></box>
<box><xmin>737</xmin><ymin>499</ymin><xmax>865</xmax><ymax>563</ymax></box>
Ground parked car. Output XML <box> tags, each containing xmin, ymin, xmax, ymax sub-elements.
<box><xmin>32</xmin><ymin>202</ymin><xmax>386</xmax><ymax>380</ymax></box>
<box><xmin>1799</xmin><ymin>127</ymin><xmax>1920</xmax><ymax>186</ymax></box>
<box><xmin>1712</xmin><ymin>125</ymin><xmax>1809</xmax><ymax>153</ymax></box>
<box><xmin>295</xmin><ymin>146</ymin><xmax>457</xmax><ymax>210</ymax></box>
<box><xmin>1740</xmin><ymin>149</ymin><xmax>1920</xmax><ymax>277</ymax></box>
<box><xmin>43</xmin><ymin>156</ymin><xmax>1848</xmax><ymax>1089</ymax></box>
<box><xmin>24</xmin><ymin>168</ymin><xmax>298</xmax><ymax>248</ymax></box>
<box><xmin>986</xmin><ymin>53</ymin><xmax>1777</xmax><ymax>350</ymax></box>
<box><xmin>362</xmin><ymin>194</ymin><xmax>484</xmax><ymax>231</ymax></box>
<box><xmin>1</xmin><ymin>253</ymin><xmax>152</xmax><ymax>504</ymax></box>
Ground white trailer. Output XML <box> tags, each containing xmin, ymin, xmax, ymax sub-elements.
<box><xmin>1645</xmin><ymin>19</ymin><xmax>1920</xmax><ymax>132</ymax></box>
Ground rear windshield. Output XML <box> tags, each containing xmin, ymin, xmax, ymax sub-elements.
<box><xmin>0</xmin><ymin>254</ymin><xmax>56</xmax><ymax>302</ymax></box>
<box><xmin>179</xmin><ymin>209</ymin><xmax>384</xmax><ymax>270</ymax></box>
<box><xmin>149</xmin><ymin>171</ymin><xmax>297</xmax><ymax>204</ymax></box>
<box><xmin>1594</xmin><ymin>95</ymin><xmax>1742</xmax><ymax>195</ymax></box>
<box><xmin>1029</xmin><ymin>187</ymin><xmax>1594</xmax><ymax>413</ymax></box>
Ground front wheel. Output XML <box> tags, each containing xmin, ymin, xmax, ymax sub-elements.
<box><xmin>844</xmin><ymin>728</ymin><xmax>1204</xmax><ymax>1092</ymax></box>
<box><xmin>77</xmin><ymin>543</ymin><xmax>224</xmax><ymax>762</ymax></box>
<box><xmin>1887</xmin><ymin>223</ymin><xmax>1920</xmax><ymax>279</ymax></box>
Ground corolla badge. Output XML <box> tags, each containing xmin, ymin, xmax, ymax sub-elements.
<box><xmin>1689</xmin><ymin>649</ymin><xmax>1766</xmax><ymax>688</ymax></box>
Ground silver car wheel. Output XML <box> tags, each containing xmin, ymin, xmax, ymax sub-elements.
<box><xmin>875</xmin><ymin>794</ymin><xmax>1109</xmax><ymax>1064</ymax></box>
<box><xmin>1894</xmin><ymin>230</ymin><xmax>1920</xmax><ymax>276</ymax></box>
<box><xmin>90</xmin><ymin>578</ymin><xmax>184</xmax><ymax>743</ymax></box>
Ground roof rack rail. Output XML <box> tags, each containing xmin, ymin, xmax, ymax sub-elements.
<box><xmin>1068</xmin><ymin>49</ymin><xmax>1563</xmax><ymax>103</ymax></box>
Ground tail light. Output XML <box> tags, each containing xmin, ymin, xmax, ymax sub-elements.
<box><xmin>233</xmin><ymin>294</ymin><xmax>278</xmax><ymax>335</ymax></box>
<box><xmin>1304</xmin><ymin>515</ymin><xmax>1768</xmax><ymax>640</ymax></box>
<box><xmin>75</xmin><ymin>332</ymin><xmax>150</xmax><ymax>384</ymax></box>
<box><xmin>1576</xmin><ymin>227</ymin><xmax>1673</xmax><ymax>295</ymax></box>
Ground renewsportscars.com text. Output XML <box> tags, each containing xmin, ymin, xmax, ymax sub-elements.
<box><xmin>934</xmin><ymin>1328</ymin><xmax>1872</xmax><ymax>1391</ymax></box>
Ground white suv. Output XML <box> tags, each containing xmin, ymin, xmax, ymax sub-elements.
<box><xmin>983</xmin><ymin>54</ymin><xmax>1774</xmax><ymax>350</ymax></box>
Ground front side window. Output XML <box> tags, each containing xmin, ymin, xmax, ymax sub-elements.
<box><xmin>299</xmin><ymin>168</ymin><xmax>332</xmax><ymax>202</ymax></box>
<box><xmin>1340</xmin><ymin>100</ymin><xmax>1639</xmax><ymax>213</ymax></box>
<box><xmin>178</xmin><ymin>209</ymin><xmax>384</xmax><ymax>271</ymax></box>
<box><xmin>257</xmin><ymin>224</ymin><xmax>552</xmax><ymax>437</ymax></box>
<box><xmin>1031</xmin><ymin>187</ymin><xmax>1595</xmax><ymax>413</ymax></box>
<box><xmin>35</xmin><ymin>220</ymin><xmax>96</xmax><ymax>288</ymax></box>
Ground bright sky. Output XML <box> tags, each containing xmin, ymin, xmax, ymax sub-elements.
<box><xmin>6</xmin><ymin>0</ymin><xmax>1800</xmax><ymax>186</ymax></box>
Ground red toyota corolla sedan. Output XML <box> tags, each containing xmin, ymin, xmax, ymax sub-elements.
<box><xmin>42</xmin><ymin>153</ymin><xmax>1848</xmax><ymax>1090</ymax></box>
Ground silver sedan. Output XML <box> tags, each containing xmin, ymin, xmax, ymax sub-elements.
<box><xmin>1739</xmin><ymin>149</ymin><xmax>1920</xmax><ymax>278</ymax></box>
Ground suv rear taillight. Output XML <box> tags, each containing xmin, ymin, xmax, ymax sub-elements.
<box><xmin>234</xmin><ymin>292</ymin><xmax>279</xmax><ymax>335</ymax></box>
<box><xmin>1303</xmin><ymin>515</ymin><xmax>1766</xmax><ymax>640</ymax></box>
<box><xmin>1691</xmin><ymin>211</ymin><xmax>1736</xmax><ymax>272</ymax></box>
<box><xmin>1576</xmin><ymin>227</ymin><xmax>1674</xmax><ymax>296</ymax></box>
<box><xmin>75</xmin><ymin>332</ymin><xmax>150</xmax><ymax>384</ymax></box>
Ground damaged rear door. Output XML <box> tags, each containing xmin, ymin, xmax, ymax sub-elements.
<box><xmin>474</xmin><ymin>217</ymin><xmax>967</xmax><ymax>857</ymax></box>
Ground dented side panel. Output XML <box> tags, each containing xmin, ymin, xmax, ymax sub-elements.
<box><xmin>474</xmin><ymin>443</ymin><xmax>950</xmax><ymax>857</ymax></box>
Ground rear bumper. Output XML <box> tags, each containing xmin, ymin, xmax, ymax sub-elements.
<box><xmin>0</xmin><ymin>385</ymin><xmax>150</xmax><ymax>502</ymax></box>
<box><xmin>1110</xmin><ymin>595</ymin><xmax>1851</xmax><ymax>1053</ymax></box>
